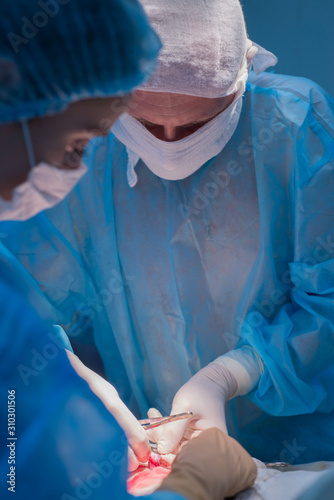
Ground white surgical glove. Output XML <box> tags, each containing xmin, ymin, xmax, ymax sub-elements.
<box><xmin>66</xmin><ymin>350</ymin><xmax>151</xmax><ymax>470</ymax></box>
<box><xmin>153</xmin><ymin>347</ymin><xmax>263</xmax><ymax>455</ymax></box>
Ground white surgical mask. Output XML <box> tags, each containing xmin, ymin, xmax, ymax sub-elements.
<box><xmin>0</xmin><ymin>120</ymin><xmax>87</xmax><ymax>222</ymax></box>
<box><xmin>112</xmin><ymin>42</ymin><xmax>250</xmax><ymax>187</ymax></box>
<box><xmin>112</xmin><ymin>93</ymin><xmax>243</xmax><ymax>187</ymax></box>
<box><xmin>112</xmin><ymin>38</ymin><xmax>277</xmax><ymax>187</ymax></box>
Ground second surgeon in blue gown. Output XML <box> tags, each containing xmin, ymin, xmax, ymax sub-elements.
<box><xmin>1</xmin><ymin>0</ymin><xmax>334</xmax><ymax>464</ymax></box>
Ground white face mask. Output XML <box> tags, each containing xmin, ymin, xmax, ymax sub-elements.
<box><xmin>112</xmin><ymin>40</ymin><xmax>277</xmax><ymax>187</ymax></box>
<box><xmin>112</xmin><ymin>94</ymin><xmax>243</xmax><ymax>186</ymax></box>
<box><xmin>111</xmin><ymin>49</ymin><xmax>249</xmax><ymax>187</ymax></box>
<box><xmin>0</xmin><ymin>120</ymin><xmax>87</xmax><ymax>222</ymax></box>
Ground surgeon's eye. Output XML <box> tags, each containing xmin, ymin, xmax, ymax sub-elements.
<box><xmin>63</xmin><ymin>149</ymin><xmax>84</xmax><ymax>169</ymax></box>
<box><xmin>180</xmin><ymin>118</ymin><xmax>212</xmax><ymax>131</ymax></box>
<box><xmin>63</xmin><ymin>139</ymin><xmax>89</xmax><ymax>169</ymax></box>
<box><xmin>138</xmin><ymin>119</ymin><xmax>155</xmax><ymax>128</ymax></box>
<box><xmin>180</xmin><ymin>123</ymin><xmax>200</xmax><ymax>130</ymax></box>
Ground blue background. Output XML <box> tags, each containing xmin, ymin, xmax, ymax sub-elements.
<box><xmin>243</xmin><ymin>0</ymin><xmax>334</xmax><ymax>97</ymax></box>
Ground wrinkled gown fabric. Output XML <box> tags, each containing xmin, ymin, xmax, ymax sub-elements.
<box><xmin>0</xmin><ymin>262</ymin><xmax>184</xmax><ymax>500</ymax></box>
<box><xmin>1</xmin><ymin>72</ymin><xmax>334</xmax><ymax>463</ymax></box>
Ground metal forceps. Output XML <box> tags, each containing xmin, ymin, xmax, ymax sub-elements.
<box><xmin>139</xmin><ymin>412</ymin><xmax>193</xmax><ymax>453</ymax></box>
<box><xmin>139</xmin><ymin>411</ymin><xmax>193</xmax><ymax>430</ymax></box>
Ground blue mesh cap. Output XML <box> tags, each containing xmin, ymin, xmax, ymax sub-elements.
<box><xmin>0</xmin><ymin>0</ymin><xmax>161</xmax><ymax>124</ymax></box>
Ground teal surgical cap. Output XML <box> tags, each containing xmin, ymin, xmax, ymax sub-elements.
<box><xmin>0</xmin><ymin>0</ymin><xmax>161</xmax><ymax>124</ymax></box>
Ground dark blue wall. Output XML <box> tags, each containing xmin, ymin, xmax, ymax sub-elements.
<box><xmin>242</xmin><ymin>0</ymin><xmax>334</xmax><ymax>97</ymax></box>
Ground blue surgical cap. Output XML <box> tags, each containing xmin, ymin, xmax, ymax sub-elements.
<box><xmin>0</xmin><ymin>0</ymin><xmax>161</xmax><ymax>124</ymax></box>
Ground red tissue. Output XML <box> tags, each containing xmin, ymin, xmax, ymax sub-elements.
<box><xmin>128</xmin><ymin>452</ymin><xmax>172</xmax><ymax>495</ymax></box>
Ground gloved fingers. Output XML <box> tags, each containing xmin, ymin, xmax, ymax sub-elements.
<box><xmin>111</xmin><ymin>401</ymin><xmax>151</xmax><ymax>463</ymax></box>
<box><xmin>148</xmin><ymin>408</ymin><xmax>163</xmax><ymax>419</ymax></box>
<box><xmin>98</xmin><ymin>398</ymin><xmax>151</xmax><ymax>463</ymax></box>
<box><xmin>146</xmin><ymin>409</ymin><xmax>203</xmax><ymax>454</ymax></box>
<box><xmin>157</xmin><ymin>414</ymin><xmax>191</xmax><ymax>455</ymax></box>
<box><xmin>66</xmin><ymin>350</ymin><xmax>102</xmax><ymax>385</ymax></box>
<box><xmin>182</xmin><ymin>427</ymin><xmax>201</xmax><ymax>441</ymax></box>
<box><xmin>168</xmin><ymin>416</ymin><xmax>228</xmax><ymax>451</ymax></box>
<box><xmin>145</xmin><ymin>408</ymin><xmax>164</xmax><ymax>444</ymax></box>
<box><xmin>65</xmin><ymin>352</ymin><xmax>151</xmax><ymax>462</ymax></box>
<box><xmin>128</xmin><ymin>446</ymin><xmax>140</xmax><ymax>472</ymax></box>
<box><xmin>145</xmin><ymin>408</ymin><xmax>183</xmax><ymax>459</ymax></box>
<box><xmin>166</xmin><ymin>436</ymin><xmax>191</xmax><ymax>456</ymax></box>
<box><xmin>122</xmin><ymin>422</ymin><xmax>151</xmax><ymax>464</ymax></box>
<box><xmin>191</xmin><ymin>416</ymin><xmax>228</xmax><ymax>434</ymax></box>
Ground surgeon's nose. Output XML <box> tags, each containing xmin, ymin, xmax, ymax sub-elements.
<box><xmin>163</xmin><ymin>124</ymin><xmax>178</xmax><ymax>141</ymax></box>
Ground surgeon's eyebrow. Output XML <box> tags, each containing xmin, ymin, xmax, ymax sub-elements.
<box><xmin>135</xmin><ymin>114</ymin><xmax>219</xmax><ymax>129</ymax></box>
<box><xmin>180</xmin><ymin>117</ymin><xmax>215</xmax><ymax>128</ymax></box>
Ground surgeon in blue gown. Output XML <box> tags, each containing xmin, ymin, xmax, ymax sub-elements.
<box><xmin>1</xmin><ymin>0</ymin><xmax>334</xmax><ymax>465</ymax></box>
<box><xmin>0</xmin><ymin>0</ymin><xmax>163</xmax><ymax>496</ymax></box>
<box><xmin>0</xmin><ymin>2</ymin><xmax>259</xmax><ymax>499</ymax></box>
<box><xmin>0</xmin><ymin>3</ymin><xmax>257</xmax><ymax>500</ymax></box>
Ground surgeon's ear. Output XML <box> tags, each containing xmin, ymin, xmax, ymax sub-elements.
<box><xmin>246</xmin><ymin>39</ymin><xmax>259</xmax><ymax>66</ymax></box>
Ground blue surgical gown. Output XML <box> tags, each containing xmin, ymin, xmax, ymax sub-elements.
<box><xmin>0</xmin><ymin>263</ymin><xmax>183</xmax><ymax>500</ymax></box>
<box><xmin>1</xmin><ymin>71</ymin><xmax>334</xmax><ymax>464</ymax></box>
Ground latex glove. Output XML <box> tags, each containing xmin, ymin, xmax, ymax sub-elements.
<box><xmin>66</xmin><ymin>350</ymin><xmax>151</xmax><ymax>469</ymax></box>
<box><xmin>154</xmin><ymin>347</ymin><xmax>263</xmax><ymax>454</ymax></box>
<box><xmin>158</xmin><ymin>428</ymin><xmax>257</xmax><ymax>500</ymax></box>
<box><xmin>145</xmin><ymin>408</ymin><xmax>177</xmax><ymax>465</ymax></box>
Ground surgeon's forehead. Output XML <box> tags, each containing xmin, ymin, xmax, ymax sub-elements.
<box><xmin>129</xmin><ymin>90</ymin><xmax>230</xmax><ymax>126</ymax></box>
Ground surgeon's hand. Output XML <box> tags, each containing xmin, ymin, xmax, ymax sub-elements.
<box><xmin>150</xmin><ymin>361</ymin><xmax>238</xmax><ymax>455</ymax></box>
<box><xmin>66</xmin><ymin>350</ymin><xmax>151</xmax><ymax>469</ymax></box>
<box><xmin>158</xmin><ymin>428</ymin><xmax>257</xmax><ymax>500</ymax></box>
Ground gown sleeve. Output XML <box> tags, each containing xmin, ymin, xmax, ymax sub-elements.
<box><xmin>240</xmin><ymin>85</ymin><xmax>334</xmax><ymax>416</ymax></box>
